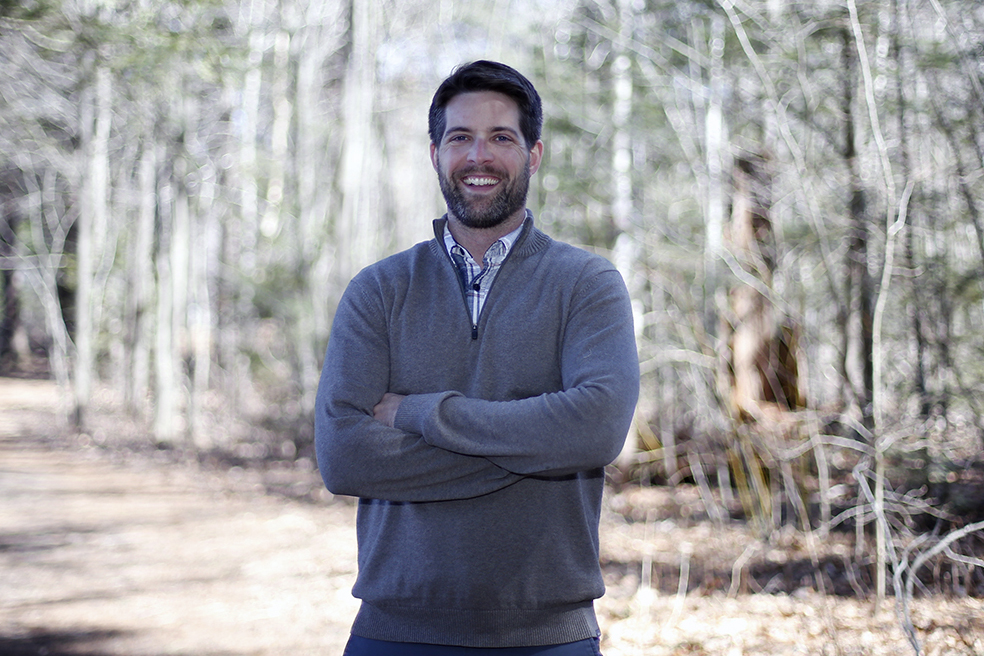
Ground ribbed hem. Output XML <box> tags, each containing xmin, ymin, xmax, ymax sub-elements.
<box><xmin>350</xmin><ymin>601</ymin><xmax>600</xmax><ymax>648</ymax></box>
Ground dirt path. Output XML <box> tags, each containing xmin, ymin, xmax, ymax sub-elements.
<box><xmin>0</xmin><ymin>378</ymin><xmax>359</xmax><ymax>655</ymax></box>
<box><xmin>1</xmin><ymin>377</ymin><xmax>982</xmax><ymax>655</ymax></box>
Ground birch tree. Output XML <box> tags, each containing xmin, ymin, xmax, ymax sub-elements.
<box><xmin>124</xmin><ymin>124</ymin><xmax>156</xmax><ymax>418</ymax></box>
<box><xmin>336</xmin><ymin>0</ymin><xmax>384</xmax><ymax>285</ymax></box>
<box><xmin>74</xmin><ymin>58</ymin><xmax>113</xmax><ymax>429</ymax></box>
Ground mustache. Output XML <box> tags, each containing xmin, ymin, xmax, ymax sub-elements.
<box><xmin>453</xmin><ymin>165</ymin><xmax>509</xmax><ymax>180</ymax></box>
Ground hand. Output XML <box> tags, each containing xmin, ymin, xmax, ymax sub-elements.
<box><xmin>373</xmin><ymin>392</ymin><xmax>406</xmax><ymax>428</ymax></box>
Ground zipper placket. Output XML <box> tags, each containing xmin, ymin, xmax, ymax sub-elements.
<box><xmin>445</xmin><ymin>246</ymin><xmax>478</xmax><ymax>339</ymax></box>
<box><xmin>441</xmin><ymin>216</ymin><xmax>527</xmax><ymax>341</ymax></box>
<box><xmin>446</xmin><ymin>244</ymin><xmax>515</xmax><ymax>341</ymax></box>
<box><xmin>466</xmin><ymin>271</ymin><xmax>493</xmax><ymax>341</ymax></box>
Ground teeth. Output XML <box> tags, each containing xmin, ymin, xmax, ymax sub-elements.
<box><xmin>463</xmin><ymin>176</ymin><xmax>499</xmax><ymax>186</ymax></box>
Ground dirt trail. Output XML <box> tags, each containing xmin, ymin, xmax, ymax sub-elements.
<box><xmin>0</xmin><ymin>378</ymin><xmax>359</xmax><ymax>655</ymax></box>
<box><xmin>1</xmin><ymin>377</ymin><xmax>982</xmax><ymax>656</ymax></box>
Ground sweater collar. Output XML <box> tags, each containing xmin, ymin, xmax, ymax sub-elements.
<box><xmin>432</xmin><ymin>209</ymin><xmax>542</xmax><ymax>256</ymax></box>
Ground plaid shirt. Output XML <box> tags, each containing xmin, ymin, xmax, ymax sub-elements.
<box><xmin>443</xmin><ymin>223</ymin><xmax>523</xmax><ymax>332</ymax></box>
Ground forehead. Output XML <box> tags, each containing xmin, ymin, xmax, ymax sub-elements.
<box><xmin>443</xmin><ymin>91</ymin><xmax>522</xmax><ymax>133</ymax></box>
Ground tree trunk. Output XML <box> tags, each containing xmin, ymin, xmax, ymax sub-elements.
<box><xmin>293</xmin><ymin>0</ymin><xmax>346</xmax><ymax>414</ymax></box>
<box><xmin>259</xmin><ymin>29</ymin><xmax>291</xmax><ymax>243</ymax></box>
<box><xmin>890</xmin><ymin>0</ymin><xmax>928</xmax><ymax>418</ymax></box>
<box><xmin>238</xmin><ymin>0</ymin><xmax>264</xmax><ymax>263</ymax></box>
<box><xmin>0</xmin><ymin>205</ymin><xmax>24</xmax><ymax>373</ymax></box>
<box><xmin>704</xmin><ymin>13</ymin><xmax>727</xmax><ymax>339</ymax></box>
<box><xmin>840</xmin><ymin>27</ymin><xmax>874</xmax><ymax>429</ymax></box>
<box><xmin>74</xmin><ymin>61</ymin><xmax>112</xmax><ymax>429</ymax></box>
<box><xmin>724</xmin><ymin>154</ymin><xmax>802</xmax><ymax>422</ymax></box>
<box><xmin>336</xmin><ymin>0</ymin><xmax>382</xmax><ymax>284</ymax></box>
<box><xmin>126</xmin><ymin>124</ymin><xmax>157</xmax><ymax>419</ymax></box>
<box><xmin>20</xmin><ymin>168</ymin><xmax>73</xmax><ymax>413</ymax></box>
<box><xmin>154</xmin><ymin>149</ymin><xmax>178</xmax><ymax>444</ymax></box>
<box><xmin>217</xmin><ymin>0</ymin><xmax>270</xmax><ymax>412</ymax></box>
<box><xmin>610</xmin><ymin>0</ymin><xmax>636</xmax><ymax>467</ymax></box>
<box><xmin>171</xmin><ymin>146</ymin><xmax>192</xmax><ymax>442</ymax></box>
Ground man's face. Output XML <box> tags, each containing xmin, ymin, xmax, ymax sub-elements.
<box><xmin>430</xmin><ymin>91</ymin><xmax>543</xmax><ymax>230</ymax></box>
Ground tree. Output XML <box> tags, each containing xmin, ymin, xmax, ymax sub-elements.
<box><xmin>3</xmin><ymin>3</ymin><xmax>984</xmax><ymax>555</ymax></box>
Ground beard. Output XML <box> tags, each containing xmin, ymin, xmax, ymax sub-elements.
<box><xmin>438</xmin><ymin>157</ymin><xmax>531</xmax><ymax>230</ymax></box>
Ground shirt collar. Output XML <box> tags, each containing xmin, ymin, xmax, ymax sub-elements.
<box><xmin>443</xmin><ymin>220</ymin><xmax>524</xmax><ymax>266</ymax></box>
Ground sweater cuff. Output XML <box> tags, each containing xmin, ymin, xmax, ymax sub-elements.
<box><xmin>393</xmin><ymin>391</ymin><xmax>459</xmax><ymax>437</ymax></box>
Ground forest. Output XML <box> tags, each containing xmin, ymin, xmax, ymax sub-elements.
<box><xmin>1</xmin><ymin>0</ymin><xmax>983</xmax><ymax>648</ymax></box>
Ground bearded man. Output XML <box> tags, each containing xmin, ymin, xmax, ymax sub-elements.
<box><xmin>316</xmin><ymin>60</ymin><xmax>640</xmax><ymax>656</ymax></box>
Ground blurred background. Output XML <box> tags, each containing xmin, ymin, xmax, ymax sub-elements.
<box><xmin>2</xmin><ymin>0</ymin><xmax>983</xmax><ymax>598</ymax></box>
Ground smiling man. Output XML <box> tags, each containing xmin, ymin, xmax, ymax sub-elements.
<box><xmin>434</xmin><ymin>89</ymin><xmax>540</xmax><ymax>233</ymax></box>
<box><xmin>315</xmin><ymin>61</ymin><xmax>640</xmax><ymax>655</ymax></box>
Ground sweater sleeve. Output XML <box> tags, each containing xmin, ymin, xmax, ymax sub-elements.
<box><xmin>394</xmin><ymin>266</ymin><xmax>640</xmax><ymax>477</ymax></box>
<box><xmin>315</xmin><ymin>275</ymin><xmax>524</xmax><ymax>502</ymax></box>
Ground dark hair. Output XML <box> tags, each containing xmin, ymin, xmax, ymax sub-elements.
<box><xmin>428</xmin><ymin>60</ymin><xmax>543</xmax><ymax>149</ymax></box>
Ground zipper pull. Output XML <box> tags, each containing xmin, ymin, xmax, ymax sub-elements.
<box><xmin>471</xmin><ymin>281</ymin><xmax>480</xmax><ymax>339</ymax></box>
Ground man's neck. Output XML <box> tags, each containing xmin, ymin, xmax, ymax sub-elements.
<box><xmin>446</xmin><ymin>210</ymin><xmax>526</xmax><ymax>264</ymax></box>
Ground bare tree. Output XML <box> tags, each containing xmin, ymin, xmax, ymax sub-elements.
<box><xmin>124</xmin><ymin>122</ymin><xmax>156</xmax><ymax>419</ymax></box>
<box><xmin>336</xmin><ymin>0</ymin><xmax>384</xmax><ymax>285</ymax></box>
<box><xmin>74</xmin><ymin>58</ymin><xmax>113</xmax><ymax>429</ymax></box>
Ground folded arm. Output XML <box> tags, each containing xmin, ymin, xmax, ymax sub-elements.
<box><xmin>393</xmin><ymin>267</ymin><xmax>640</xmax><ymax>477</ymax></box>
<box><xmin>315</xmin><ymin>283</ymin><xmax>524</xmax><ymax>503</ymax></box>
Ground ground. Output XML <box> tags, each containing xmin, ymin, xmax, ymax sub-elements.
<box><xmin>1</xmin><ymin>377</ymin><xmax>982</xmax><ymax>656</ymax></box>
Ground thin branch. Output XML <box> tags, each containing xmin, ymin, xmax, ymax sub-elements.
<box><xmin>896</xmin><ymin>520</ymin><xmax>984</xmax><ymax>656</ymax></box>
<box><xmin>943</xmin><ymin>545</ymin><xmax>984</xmax><ymax>571</ymax></box>
<box><xmin>872</xmin><ymin>179</ymin><xmax>914</xmax><ymax>428</ymax></box>
<box><xmin>852</xmin><ymin>455</ymin><xmax>901</xmax><ymax>599</ymax></box>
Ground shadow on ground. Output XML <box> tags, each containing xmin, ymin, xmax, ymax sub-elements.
<box><xmin>0</xmin><ymin>629</ymin><xmax>125</xmax><ymax>656</ymax></box>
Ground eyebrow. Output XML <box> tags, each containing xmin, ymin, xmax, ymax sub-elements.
<box><xmin>444</xmin><ymin>125</ymin><xmax>522</xmax><ymax>139</ymax></box>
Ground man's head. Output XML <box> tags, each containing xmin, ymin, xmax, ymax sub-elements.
<box><xmin>428</xmin><ymin>62</ymin><xmax>544</xmax><ymax>232</ymax></box>
<box><xmin>428</xmin><ymin>60</ymin><xmax>542</xmax><ymax>151</ymax></box>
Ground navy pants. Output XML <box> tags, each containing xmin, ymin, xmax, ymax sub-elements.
<box><xmin>342</xmin><ymin>636</ymin><xmax>602</xmax><ymax>655</ymax></box>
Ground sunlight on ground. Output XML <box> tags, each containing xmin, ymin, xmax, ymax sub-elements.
<box><xmin>599</xmin><ymin>590</ymin><xmax>983</xmax><ymax>655</ymax></box>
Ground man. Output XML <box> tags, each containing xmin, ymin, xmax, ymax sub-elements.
<box><xmin>315</xmin><ymin>60</ymin><xmax>639</xmax><ymax>655</ymax></box>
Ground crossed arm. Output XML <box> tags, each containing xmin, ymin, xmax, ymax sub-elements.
<box><xmin>315</xmin><ymin>281</ymin><xmax>526</xmax><ymax>503</ymax></box>
<box><xmin>315</xmin><ymin>266</ymin><xmax>639</xmax><ymax>503</ymax></box>
<box><xmin>373</xmin><ymin>393</ymin><xmax>405</xmax><ymax>429</ymax></box>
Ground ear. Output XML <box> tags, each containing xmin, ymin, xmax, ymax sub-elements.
<box><xmin>430</xmin><ymin>142</ymin><xmax>439</xmax><ymax>171</ymax></box>
<box><xmin>528</xmin><ymin>140</ymin><xmax>544</xmax><ymax>176</ymax></box>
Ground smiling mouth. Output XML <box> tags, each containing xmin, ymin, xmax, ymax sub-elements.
<box><xmin>461</xmin><ymin>175</ymin><xmax>501</xmax><ymax>187</ymax></box>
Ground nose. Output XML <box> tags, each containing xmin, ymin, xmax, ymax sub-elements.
<box><xmin>467</xmin><ymin>138</ymin><xmax>493</xmax><ymax>164</ymax></box>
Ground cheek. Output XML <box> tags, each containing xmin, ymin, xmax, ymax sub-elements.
<box><xmin>431</xmin><ymin>149</ymin><xmax>444</xmax><ymax>172</ymax></box>
<box><xmin>436</xmin><ymin>149</ymin><xmax>459</xmax><ymax>172</ymax></box>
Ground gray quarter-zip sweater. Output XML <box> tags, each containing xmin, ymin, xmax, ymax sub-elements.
<box><xmin>315</xmin><ymin>215</ymin><xmax>639</xmax><ymax>648</ymax></box>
